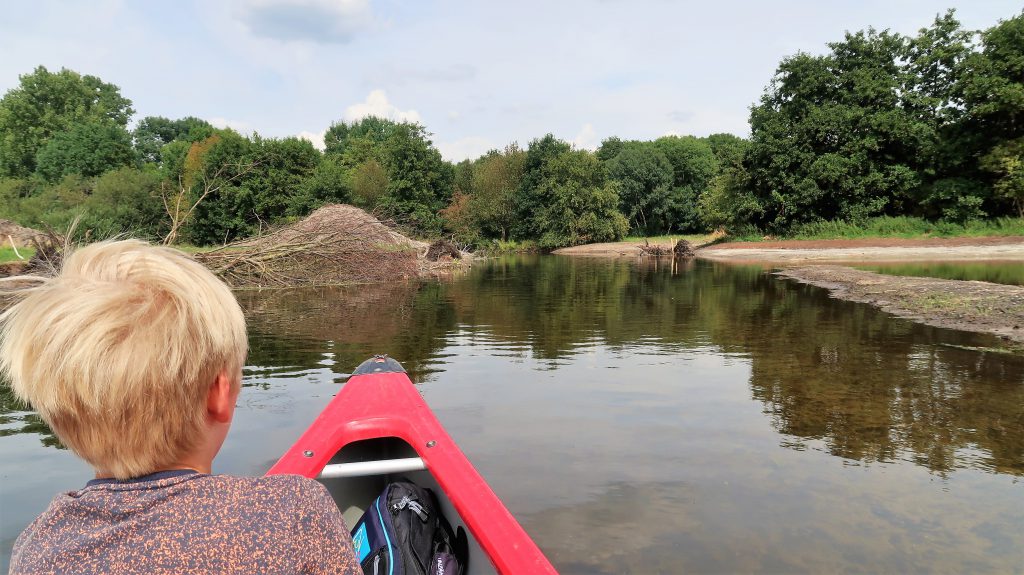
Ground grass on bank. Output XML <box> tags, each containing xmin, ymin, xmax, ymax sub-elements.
<box><xmin>0</xmin><ymin>245</ymin><xmax>35</xmax><ymax>264</ymax></box>
<box><xmin>727</xmin><ymin>216</ymin><xmax>1024</xmax><ymax>242</ymax></box>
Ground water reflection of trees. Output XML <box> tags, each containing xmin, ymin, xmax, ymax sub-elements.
<box><xmin>236</xmin><ymin>281</ymin><xmax>458</xmax><ymax>380</ymax></box>
<box><xmin>238</xmin><ymin>256</ymin><xmax>1023</xmax><ymax>476</ymax></box>
<box><xmin>0</xmin><ymin>383</ymin><xmax>63</xmax><ymax>449</ymax></box>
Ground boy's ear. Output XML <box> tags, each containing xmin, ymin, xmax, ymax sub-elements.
<box><xmin>206</xmin><ymin>371</ymin><xmax>236</xmax><ymax>424</ymax></box>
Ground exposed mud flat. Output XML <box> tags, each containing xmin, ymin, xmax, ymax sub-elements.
<box><xmin>774</xmin><ymin>265</ymin><xmax>1024</xmax><ymax>344</ymax></box>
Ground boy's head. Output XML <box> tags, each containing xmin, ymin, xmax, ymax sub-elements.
<box><xmin>0</xmin><ymin>240</ymin><xmax>247</xmax><ymax>479</ymax></box>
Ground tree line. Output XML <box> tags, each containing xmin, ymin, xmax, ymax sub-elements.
<box><xmin>0</xmin><ymin>9</ymin><xmax>1020</xmax><ymax>249</ymax></box>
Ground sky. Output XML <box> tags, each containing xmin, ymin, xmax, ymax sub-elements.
<box><xmin>0</xmin><ymin>0</ymin><xmax>1019</xmax><ymax>161</ymax></box>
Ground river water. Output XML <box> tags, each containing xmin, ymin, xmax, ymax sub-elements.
<box><xmin>2</xmin><ymin>256</ymin><xmax>1022</xmax><ymax>573</ymax></box>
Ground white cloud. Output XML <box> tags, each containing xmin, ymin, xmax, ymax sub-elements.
<box><xmin>436</xmin><ymin>136</ymin><xmax>494</xmax><ymax>162</ymax></box>
<box><xmin>208</xmin><ymin>116</ymin><xmax>254</xmax><ymax>134</ymax></box>
<box><xmin>344</xmin><ymin>90</ymin><xmax>422</xmax><ymax>124</ymax></box>
<box><xmin>232</xmin><ymin>0</ymin><xmax>372</xmax><ymax>44</ymax></box>
<box><xmin>298</xmin><ymin>129</ymin><xmax>326</xmax><ymax>151</ymax></box>
<box><xmin>572</xmin><ymin>123</ymin><xmax>599</xmax><ymax>151</ymax></box>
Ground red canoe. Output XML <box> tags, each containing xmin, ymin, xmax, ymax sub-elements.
<box><xmin>268</xmin><ymin>356</ymin><xmax>558</xmax><ymax>574</ymax></box>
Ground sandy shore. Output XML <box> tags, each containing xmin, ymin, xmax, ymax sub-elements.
<box><xmin>554</xmin><ymin>236</ymin><xmax>1024</xmax><ymax>261</ymax></box>
<box><xmin>697</xmin><ymin>236</ymin><xmax>1024</xmax><ymax>263</ymax></box>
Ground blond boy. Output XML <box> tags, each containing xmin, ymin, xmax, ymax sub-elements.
<box><xmin>1</xmin><ymin>240</ymin><xmax>359</xmax><ymax>574</ymax></box>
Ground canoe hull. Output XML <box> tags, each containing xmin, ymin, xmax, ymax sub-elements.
<box><xmin>268</xmin><ymin>357</ymin><xmax>557</xmax><ymax>574</ymax></box>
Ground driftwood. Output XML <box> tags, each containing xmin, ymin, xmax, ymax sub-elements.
<box><xmin>638</xmin><ymin>239</ymin><xmax>671</xmax><ymax>256</ymax></box>
<box><xmin>638</xmin><ymin>239</ymin><xmax>697</xmax><ymax>257</ymax></box>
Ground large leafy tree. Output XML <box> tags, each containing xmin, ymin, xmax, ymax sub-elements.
<box><xmin>325</xmin><ymin>116</ymin><xmax>452</xmax><ymax>233</ymax></box>
<box><xmin>35</xmin><ymin>120</ymin><xmax>136</xmax><ymax>182</ymax></box>
<box><xmin>958</xmin><ymin>12</ymin><xmax>1024</xmax><ymax>147</ymax></box>
<box><xmin>81</xmin><ymin>167</ymin><xmax>167</xmax><ymax>240</ymax></box>
<box><xmin>532</xmin><ymin>150</ymin><xmax>628</xmax><ymax>249</ymax></box>
<box><xmin>604</xmin><ymin>141</ymin><xmax>673</xmax><ymax>234</ymax></box>
<box><xmin>513</xmin><ymin>134</ymin><xmax>572</xmax><ymax>240</ymax></box>
<box><xmin>958</xmin><ymin>12</ymin><xmax>1024</xmax><ymax>217</ymax></box>
<box><xmin>745</xmin><ymin>29</ymin><xmax>926</xmax><ymax>231</ymax></box>
<box><xmin>171</xmin><ymin>130</ymin><xmax>256</xmax><ymax>245</ymax></box>
<box><xmin>133</xmin><ymin>116</ymin><xmax>213</xmax><ymax>164</ymax></box>
<box><xmin>702</xmin><ymin>133</ymin><xmax>748</xmax><ymax>169</ymax></box>
<box><xmin>245</xmin><ymin>136</ymin><xmax>322</xmax><ymax>224</ymax></box>
<box><xmin>0</xmin><ymin>66</ymin><xmax>133</xmax><ymax>177</ymax></box>
<box><xmin>905</xmin><ymin>12</ymin><xmax>988</xmax><ymax>220</ymax></box>
<box><xmin>653</xmin><ymin>136</ymin><xmax>718</xmax><ymax>232</ymax></box>
<box><xmin>468</xmin><ymin>145</ymin><xmax>525</xmax><ymax>240</ymax></box>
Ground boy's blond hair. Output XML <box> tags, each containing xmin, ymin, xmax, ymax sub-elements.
<box><xmin>0</xmin><ymin>240</ymin><xmax>247</xmax><ymax>479</ymax></box>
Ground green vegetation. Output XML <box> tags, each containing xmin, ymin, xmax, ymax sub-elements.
<box><xmin>857</xmin><ymin>261</ymin><xmax>1024</xmax><ymax>286</ymax></box>
<box><xmin>0</xmin><ymin>9</ymin><xmax>1021</xmax><ymax>250</ymax></box>
<box><xmin>0</xmin><ymin>245</ymin><xmax>35</xmax><ymax>264</ymax></box>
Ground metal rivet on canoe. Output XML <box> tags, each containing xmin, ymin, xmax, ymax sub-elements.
<box><xmin>426</xmin><ymin>440</ymin><xmax>436</xmax><ymax>448</ymax></box>
<box><xmin>303</xmin><ymin>450</ymin><xmax>314</xmax><ymax>457</ymax></box>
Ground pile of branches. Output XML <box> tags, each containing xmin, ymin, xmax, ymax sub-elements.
<box><xmin>673</xmin><ymin>240</ymin><xmax>695</xmax><ymax>257</ymax></box>
<box><xmin>638</xmin><ymin>239</ymin><xmax>672</xmax><ymax>256</ymax></box>
<box><xmin>194</xmin><ymin>205</ymin><xmax>424</xmax><ymax>288</ymax></box>
<box><xmin>637</xmin><ymin>239</ymin><xmax>697</xmax><ymax>257</ymax></box>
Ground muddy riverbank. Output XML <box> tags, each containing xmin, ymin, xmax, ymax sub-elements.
<box><xmin>775</xmin><ymin>265</ymin><xmax>1024</xmax><ymax>345</ymax></box>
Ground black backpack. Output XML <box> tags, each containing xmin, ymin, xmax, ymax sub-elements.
<box><xmin>350</xmin><ymin>480</ymin><xmax>465</xmax><ymax>575</ymax></box>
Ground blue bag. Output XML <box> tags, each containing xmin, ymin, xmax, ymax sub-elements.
<box><xmin>350</xmin><ymin>480</ymin><xmax>464</xmax><ymax>575</ymax></box>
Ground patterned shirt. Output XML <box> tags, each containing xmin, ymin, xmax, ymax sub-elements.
<box><xmin>10</xmin><ymin>470</ymin><xmax>361</xmax><ymax>574</ymax></box>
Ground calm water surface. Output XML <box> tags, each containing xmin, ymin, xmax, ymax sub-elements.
<box><xmin>2</xmin><ymin>256</ymin><xmax>1023</xmax><ymax>573</ymax></box>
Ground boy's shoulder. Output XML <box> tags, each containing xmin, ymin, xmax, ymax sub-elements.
<box><xmin>178</xmin><ymin>473</ymin><xmax>332</xmax><ymax>507</ymax></box>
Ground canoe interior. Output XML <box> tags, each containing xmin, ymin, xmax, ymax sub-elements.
<box><xmin>317</xmin><ymin>436</ymin><xmax>496</xmax><ymax>575</ymax></box>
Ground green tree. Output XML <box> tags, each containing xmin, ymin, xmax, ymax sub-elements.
<box><xmin>699</xmin><ymin>164</ymin><xmax>762</xmax><ymax>232</ymax></box>
<box><xmin>170</xmin><ymin>130</ymin><xmax>257</xmax><ymax>245</ymax></box>
<box><xmin>533</xmin><ymin>150</ymin><xmax>629</xmax><ymax>248</ymax></box>
<box><xmin>350</xmin><ymin>159</ymin><xmax>389</xmax><ymax>209</ymax></box>
<box><xmin>702</xmin><ymin>133</ymin><xmax>748</xmax><ymax>169</ymax></box>
<box><xmin>245</xmin><ymin>136</ymin><xmax>322</xmax><ymax>226</ymax></box>
<box><xmin>604</xmin><ymin>142</ymin><xmax>673</xmax><ymax>234</ymax></box>
<box><xmin>291</xmin><ymin>154</ymin><xmax>350</xmax><ymax>216</ymax></box>
<box><xmin>325</xmin><ymin>116</ymin><xmax>452</xmax><ymax>233</ymax></box>
<box><xmin>981</xmin><ymin>138</ymin><xmax>1024</xmax><ymax>217</ymax></box>
<box><xmin>80</xmin><ymin>167</ymin><xmax>167</xmax><ymax>239</ymax></box>
<box><xmin>35</xmin><ymin>120</ymin><xmax>136</xmax><ymax>182</ymax></box>
<box><xmin>133</xmin><ymin>116</ymin><xmax>213</xmax><ymax>164</ymax></box>
<box><xmin>0</xmin><ymin>66</ymin><xmax>133</xmax><ymax>177</ymax></box>
<box><xmin>596</xmin><ymin>136</ymin><xmax>625</xmax><ymax>162</ymax></box>
<box><xmin>745</xmin><ymin>28</ymin><xmax>926</xmax><ymax>232</ymax></box>
<box><xmin>653</xmin><ymin>136</ymin><xmax>718</xmax><ymax>232</ymax></box>
<box><xmin>469</xmin><ymin>145</ymin><xmax>525</xmax><ymax>240</ymax></box>
<box><xmin>513</xmin><ymin>134</ymin><xmax>572</xmax><ymax>239</ymax></box>
<box><xmin>906</xmin><ymin>12</ymin><xmax>988</xmax><ymax>219</ymax></box>
<box><xmin>958</xmin><ymin>12</ymin><xmax>1024</xmax><ymax>147</ymax></box>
